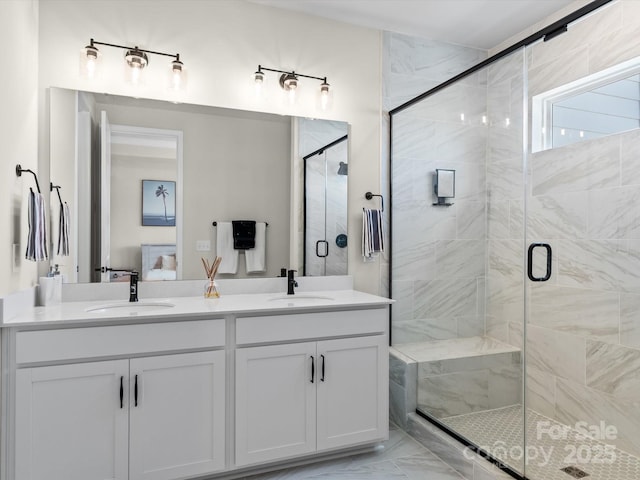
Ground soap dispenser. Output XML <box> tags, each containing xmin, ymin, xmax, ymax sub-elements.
<box><xmin>38</xmin><ymin>265</ymin><xmax>62</xmax><ymax>306</ymax></box>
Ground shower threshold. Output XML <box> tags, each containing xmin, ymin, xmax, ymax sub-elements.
<box><xmin>426</xmin><ymin>405</ymin><xmax>640</xmax><ymax>480</ymax></box>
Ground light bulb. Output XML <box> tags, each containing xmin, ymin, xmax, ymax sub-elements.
<box><xmin>254</xmin><ymin>70</ymin><xmax>264</xmax><ymax>96</ymax></box>
<box><xmin>320</xmin><ymin>80</ymin><xmax>330</xmax><ymax>110</ymax></box>
<box><xmin>172</xmin><ymin>70</ymin><xmax>181</xmax><ymax>89</ymax></box>
<box><xmin>86</xmin><ymin>56</ymin><xmax>97</xmax><ymax>77</ymax></box>
<box><xmin>131</xmin><ymin>65</ymin><xmax>141</xmax><ymax>85</ymax></box>
<box><xmin>280</xmin><ymin>73</ymin><xmax>298</xmax><ymax>104</ymax></box>
<box><xmin>288</xmin><ymin>83</ymin><xmax>297</xmax><ymax>104</ymax></box>
<box><xmin>170</xmin><ymin>57</ymin><xmax>183</xmax><ymax>90</ymax></box>
<box><xmin>125</xmin><ymin>48</ymin><xmax>148</xmax><ymax>85</ymax></box>
<box><xmin>81</xmin><ymin>41</ymin><xmax>100</xmax><ymax>79</ymax></box>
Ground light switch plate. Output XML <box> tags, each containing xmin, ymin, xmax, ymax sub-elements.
<box><xmin>196</xmin><ymin>240</ymin><xmax>211</xmax><ymax>252</ymax></box>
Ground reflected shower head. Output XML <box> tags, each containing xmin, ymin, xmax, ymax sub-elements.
<box><xmin>337</xmin><ymin>161</ymin><xmax>348</xmax><ymax>175</ymax></box>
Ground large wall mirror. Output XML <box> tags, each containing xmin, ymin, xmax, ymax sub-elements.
<box><xmin>48</xmin><ymin>88</ymin><xmax>349</xmax><ymax>283</ymax></box>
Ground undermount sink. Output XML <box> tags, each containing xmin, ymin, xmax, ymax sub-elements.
<box><xmin>268</xmin><ymin>294</ymin><xmax>334</xmax><ymax>304</ymax></box>
<box><xmin>86</xmin><ymin>301</ymin><xmax>176</xmax><ymax>314</ymax></box>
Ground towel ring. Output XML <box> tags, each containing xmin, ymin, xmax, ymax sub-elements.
<box><xmin>365</xmin><ymin>192</ymin><xmax>384</xmax><ymax>212</ymax></box>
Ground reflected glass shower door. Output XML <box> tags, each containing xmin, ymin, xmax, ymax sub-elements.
<box><xmin>304</xmin><ymin>137</ymin><xmax>348</xmax><ymax>276</ymax></box>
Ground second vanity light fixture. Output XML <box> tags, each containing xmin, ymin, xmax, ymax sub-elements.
<box><xmin>81</xmin><ymin>38</ymin><xmax>186</xmax><ymax>90</ymax></box>
<box><xmin>254</xmin><ymin>65</ymin><xmax>331</xmax><ymax>109</ymax></box>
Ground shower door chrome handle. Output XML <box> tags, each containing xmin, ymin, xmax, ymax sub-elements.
<box><xmin>527</xmin><ymin>243</ymin><xmax>552</xmax><ymax>282</ymax></box>
<box><xmin>316</xmin><ymin>240</ymin><xmax>329</xmax><ymax>258</ymax></box>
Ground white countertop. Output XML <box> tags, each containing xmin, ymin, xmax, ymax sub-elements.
<box><xmin>1</xmin><ymin>290</ymin><xmax>393</xmax><ymax>328</ymax></box>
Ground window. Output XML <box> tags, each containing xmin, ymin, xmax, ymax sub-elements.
<box><xmin>532</xmin><ymin>56</ymin><xmax>640</xmax><ymax>152</ymax></box>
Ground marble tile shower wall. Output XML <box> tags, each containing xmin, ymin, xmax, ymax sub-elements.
<box><xmin>385</xmin><ymin>32</ymin><xmax>489</xmax><ymax>344</ymax></box>
<box><xmin>522</xmin><ymin>0</ymin><xmax>640</xmax><ymax>459</ymax></box>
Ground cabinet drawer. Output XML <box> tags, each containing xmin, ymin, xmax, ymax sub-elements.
<box><xmin>16</xmin><ymin>319</ymin><xmax>225</xmax><ymax>364</ymax></box>
<box><xmin>236</xmin><ymin>308</ymin><xmax>387</xmax><ymax>345</ymax></box>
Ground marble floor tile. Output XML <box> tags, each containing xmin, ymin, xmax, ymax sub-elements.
<box><xmin>303</xmin><ymin>460</ymin><xmax>408</xmax><ymax>479</ymax></box>
<box><xmin>393</xmin><ymin>452</ymin><xmax>466</xmax><ymax>480</ymax></box>
<box><xmin>243</xmin><ymin>426</ymin><xmax>436</xmax><ymax>480</ymax></box>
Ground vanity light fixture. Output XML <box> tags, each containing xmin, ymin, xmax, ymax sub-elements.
<box><xmin>254</xmin><ymin>65</ymin><xmax>332</xmax><ymax>109</ymax></box>
<box><xmin>81</xmin><ymin>38</ymin><xmax>186</xmax><ymax>90</ymax></box>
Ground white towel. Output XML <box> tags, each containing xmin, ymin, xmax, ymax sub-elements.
<box><xmin>245</xmin><ymin>222</ymin><xmax>267</xmax><ymax>273</ymax></box>
<box><xmin>362</xmin><ymin>208</ymin><xmax>384</xmax><ymax>259</ymax></box>
<box><xmin>217</xmin><ymin>222</ymin><xmax>238</xmax><ymax>274</ymax></box>
<box><xmin>57</xmin><ymin>202</ymin><xmax>70</xmax><ymax>256</ymax></box>
<box><xmin>25</xmin><ymin>189</ymin><xmax>48</xmax><ymax>262</ymax></box>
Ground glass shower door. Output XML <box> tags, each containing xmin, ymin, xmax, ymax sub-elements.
<box><xmin>524</xmin><ymin>27</ymin><xmax>640</xmax><ymax>479</ymax></box>
<box><xmin>389</xmin><ymin>45</ymin><xmax>528</xmax><ymax>477</ymax></box>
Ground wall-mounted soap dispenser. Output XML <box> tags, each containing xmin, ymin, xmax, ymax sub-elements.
<box><xmin>433</xmin><ymin>169</ymin><xmax>455</xmax><ymax>206</ymax></box>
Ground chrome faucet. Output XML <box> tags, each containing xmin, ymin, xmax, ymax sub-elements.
<box><xmin>129</xmin><ymin>271</ymin><xmax>139</xmax><ymax>302</ymax></box>
<box><xmin>287</xmin><ymin>269</ymin><xmax>298</xmax><ymax>295</ymax></box>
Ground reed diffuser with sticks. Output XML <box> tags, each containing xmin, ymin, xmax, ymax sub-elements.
<box><xmin>202</xmin><ymin>256</ymin><xmax>222</xmax><ymax>298</ymax></box>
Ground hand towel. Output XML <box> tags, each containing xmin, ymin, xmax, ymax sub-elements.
<box><xmin>57</xmin><ymin>202</ymin><xmax>70</xmax><ymax>256</ymax></box>
<box><xmin>362</xmin><ymin>208</ymin><xmax>384</xmax><ymax>259</ymax></box>
<box><xmin>245</xmin><ymin>222</ymin><xmax>266</xmax><ymax>273</ymax></box>
<box><xmin>232</xmin><ymin>220</ymin><xmax>256</xmax><ymax>249</ymax></box>
<box><xmin>25</xmin><ymin>189</ymin><xmax>48</xmax><ymax>262</ymax></box>
<box><xmin>217</xmin><ymin>222</ymin><xmax>238</xmax><ymax>274</ymax></box>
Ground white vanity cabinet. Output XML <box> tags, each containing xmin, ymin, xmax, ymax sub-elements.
<box><xmin>3</xmin><ymin>293</ymin><xmax>391</xmax><ymax>480</ymax></box>
<box><xmin>128</xmin><ymin>351</ymin><xmax>226</xmax><ymax>480</ymax></box>
<box><xmin>11</xmin><ymin>319</ymin><xmax>226</xmax><ymax>480</ymax></box>
<box><xmin>235</xmin><ymin>342</ymin><xmax>318</xmax><ymax>465</ymax></box>
<box><xmin>235</xmin><ymin>308</ymin><xmax>388</xmax><ymax>467</ymax></box>
<box><xmin>15</xmin><ymin>360</ymin><xmax>130</xmax><ymax>480</ymax></box>
<box><xmin>315</xmin><ymin>335</ymin><xmax>387</xmax><ymax>451</ymax></box>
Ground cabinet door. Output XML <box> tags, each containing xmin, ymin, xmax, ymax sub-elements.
<box><xmin>236</xmin><ymin>342</ymin><xmax>316</xmax><ymax>466</ymax></box>
<box><xmin>15</xmin><ymin>360</ymin><xmax>129</xmax><ymax>480</ymax></box>
<box><xmin>316</xmin><ymin>335</ymin><xmax>388</xmax><ymax>451</ymax></box>
<box><xmin>129</xmin><ymin>351</ymin><xmax>226</xmax><ymax>480</ymax></box>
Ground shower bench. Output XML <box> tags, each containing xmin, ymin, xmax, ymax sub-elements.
<box><xmin>390</xmin><ymin>336</ymin><xmax>521</xmax><ymax>426</ymax></box>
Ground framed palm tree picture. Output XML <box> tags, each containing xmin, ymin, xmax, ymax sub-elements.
<box><xmin>142</xmin><ymin>180</ymin><xmax>176</xmax><ymax>226</ymax></box>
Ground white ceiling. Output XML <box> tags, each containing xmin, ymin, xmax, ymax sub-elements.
<box><xmin>249</xmin><ymin>0</ymin><xmax>576</xmax><ymax>50</ymax></box>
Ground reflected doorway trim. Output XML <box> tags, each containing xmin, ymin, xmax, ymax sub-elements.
<box><xmin>108</xmin><ymin>124</ymin><xmax>184</xmax><ymax>280</ymax></box>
